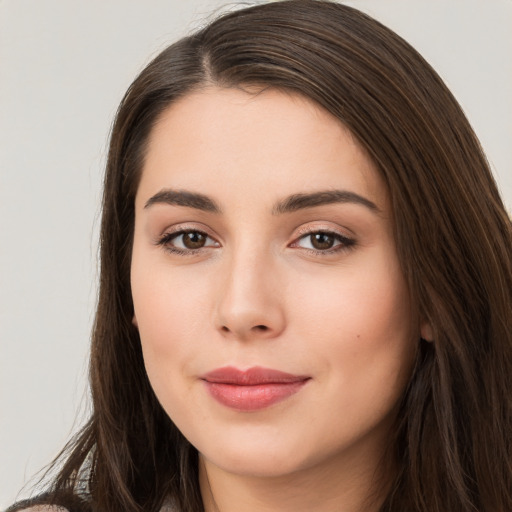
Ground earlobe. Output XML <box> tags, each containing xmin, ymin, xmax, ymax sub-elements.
<box><xmin>420</xmin><ymin>322</ymin><xmax>434</xmax><ymax>342</ymax></box>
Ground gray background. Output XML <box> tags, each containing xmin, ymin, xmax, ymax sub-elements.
<box><xmin>1</xmin><ymin>0</ymin><xmax>511</xmax><ymax>507</ymax></box>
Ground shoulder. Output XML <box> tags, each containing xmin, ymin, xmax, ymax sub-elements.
<box><xmin>4</xmin><ymin>493</ymin><xmax>86</xmax><ymax>512</ymax></box>
<box><xmin>11</xmin><ymin>508</ymin><xmax>68</xmax><ymax>512</ymax></box>
<box><xmin>9</xmin><ymin>503</ymin><xmax>175</xmax><ymax>512</ymax></box>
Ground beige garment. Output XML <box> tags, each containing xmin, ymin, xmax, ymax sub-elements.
<box><xmin>14</xmin><ymin>508</ymin><xmax>67</xmax><ymax>512</ymax></box>
<box><xmin>18</xmin><ymin>504</ymin><xmax>177</xmax><ymax>512</ymax></box>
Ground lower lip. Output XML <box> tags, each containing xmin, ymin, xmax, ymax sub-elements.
<box><xmin>204</xmin><ymin>381</ymin><xmax>308</xmax><ymax>411</ymax></box>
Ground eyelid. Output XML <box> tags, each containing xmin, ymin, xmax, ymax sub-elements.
<box><xmin>155</xmin><ymin>222</ymin><xmax>219</xmax><ymax>241</ymax></box>
<box><xmin>293</xmin><ymin>223</ymin><xmax>354</xmax><ymax>241</ymax></box>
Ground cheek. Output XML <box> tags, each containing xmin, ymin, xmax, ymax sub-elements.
<box><xmin>289</xmin><ymin>249</ymin><xmax>415</xmax><ymax>395</ymax></box>
<box><xmin>131</xmin><ymin>268</ymin><xmax>209</xmax><ymax>424</ymax></box>
<box><xmin>293</xmin><ymin>257</ymin><xmax>411</xmax><ymax>341</ymax></box>
<box><xmin>130</xmin><ymin>253</ymin><xmax>210</xmax><ymax>380</ymax></box>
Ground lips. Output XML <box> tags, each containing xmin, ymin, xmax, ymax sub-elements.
<box><xmin>201</xmin><ymin>366</ymin><xmax>310</xmax><ymax>411</ymax></box>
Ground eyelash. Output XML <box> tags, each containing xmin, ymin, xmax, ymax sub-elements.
<box><xmin>156</xmin><ymin>229</ymin><xmax>216</xmax><ymax>256</ymax></box>
<box><xmin>156</xmin><ymin>228</ymin><xmax>356</xmax><ymax>256</ymax></box>
<box><xmin>292</xmin><ymin>227</ymin><xmax>356</xmax><ymax>255</ymax></box>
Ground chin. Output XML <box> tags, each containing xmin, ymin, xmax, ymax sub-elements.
<box><xmin>203</xmin><ymin>447</ymin><xmax>312</xmax><ymax>479</ymax></box>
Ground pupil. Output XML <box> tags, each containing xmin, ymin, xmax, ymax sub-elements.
<box><xmin>311</xmin><ymin>233</ymin><xmax>334</xmax><ymax>250</ymax></box>
<box><xmin>183</xmin><ymin>232</ymin><xmax>206</xmax><ymax>249</ymax></box>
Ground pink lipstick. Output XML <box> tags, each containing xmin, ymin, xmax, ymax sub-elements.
<box><xmin>201</xmin><ymin>366</ymin><xmax>310</xmax><ymax>411</ymax></box>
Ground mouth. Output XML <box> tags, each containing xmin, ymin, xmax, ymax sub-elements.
<box><xmin>201</xmin><ymin>366</ymin><xmax>310</xmax><ymax>411</ymax></box>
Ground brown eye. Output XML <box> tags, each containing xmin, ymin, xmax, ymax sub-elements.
<box><xmin>181</xmin><ymin>231</ymin><xmax>207</xmax><ymax>249</ymax></box>
<box><xmin>158</xmin><ymin>229</ymin><xmax>219</xmax><ymax>253</ymax></box>
<box><xmin>310</xmin><ymin>232</ymin><xmax>335</xmax><ymax>250</ymax></box>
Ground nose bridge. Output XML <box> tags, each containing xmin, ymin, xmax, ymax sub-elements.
<box><xmin>215</xmin><ymin>237</ymin><xmax>285</xmax><ymax>340</ymax></box>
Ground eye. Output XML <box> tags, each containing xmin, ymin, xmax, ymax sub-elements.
<box><xmin>293</xmin><ymin>230</ymin><xmax>355</xmax><ymax>253</ymax></box>
<box><xmin>157</xmin><ymin>229</ymin><xmax>219</xmax><ymax>253</ymax></box>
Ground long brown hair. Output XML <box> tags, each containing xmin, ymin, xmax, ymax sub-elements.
<box><xmin>14</xmin><ymin>1</ymin><xmax>512</xmax><ymax>511</ymax></box>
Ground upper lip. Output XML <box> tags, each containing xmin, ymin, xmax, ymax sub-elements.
<box><xmin>201</xmin><ymin>366</ymin><xmax>310</xmax><ymax>385</ymax></box>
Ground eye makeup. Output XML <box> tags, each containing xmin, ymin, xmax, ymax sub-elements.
<box><xmin>154</xmin><ymin>223</ymin><xmax>357</xmax><ymax>258</ymax></box>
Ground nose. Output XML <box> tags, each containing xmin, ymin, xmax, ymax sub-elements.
<box><xmin>215</xmin><ymin>248</ymin><xmax>286</xmax><ymax>341</ymax></box>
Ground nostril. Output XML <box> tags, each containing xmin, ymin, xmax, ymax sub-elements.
<box><xmin>254</xmin><ymin>325</ymin><xmax>268</xmax><ymax>331</ymax></box>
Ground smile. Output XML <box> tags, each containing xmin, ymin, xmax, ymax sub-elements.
<box><xmin>201</xmin><ymin>366</ymin><xmax>310</xmax><ymax>411</ymax></box>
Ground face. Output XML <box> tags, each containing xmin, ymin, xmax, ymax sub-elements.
<box><xmin>131</xmin><ymin>87</ymin><xmax>418</xmax><ymax>481</ymax></box>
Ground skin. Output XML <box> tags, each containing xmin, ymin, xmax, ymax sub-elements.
<box><xmin>131</xmin><ymin>87</ymin><xmax>425</xmax><ymax>512</ymax></box>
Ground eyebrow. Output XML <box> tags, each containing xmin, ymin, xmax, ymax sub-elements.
<box><xmin>144</xmin><ymin>188</ymin><xmax>380</xmax><ymax>215</ymax></box>
<box><xmin>272</xmin><ymin>190</ymin><xmax>381</xmax><ymax>215</ymax></box>
<box><xmin>144</xmin><ymin>189</ymin><xmax>221</xmax><ymax>213</ymax></box>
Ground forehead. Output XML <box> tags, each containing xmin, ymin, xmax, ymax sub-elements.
<box><xmin>137</xmin><ymin>86</ymin><xmax>387</xmax><ymax>211</ymax></box>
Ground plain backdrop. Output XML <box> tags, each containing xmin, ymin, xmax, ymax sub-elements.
<box><xmin>1</xmin><ymin>0</ymin><xmax>511</xmax><ymax>507</ymax></box>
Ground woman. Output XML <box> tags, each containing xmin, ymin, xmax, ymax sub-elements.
<box><xmin>9</xmin><ymin>0</ymin><xmax>512</xmax><ymax>511</ymax></box>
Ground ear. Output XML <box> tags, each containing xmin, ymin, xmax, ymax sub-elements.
<box><xmin>420</xmin><ymin>321</ymin><xmax>434</xmax><ymax>342</ymax></box>
<box><xmin>132</xmin><ymin>314</ymin><xmax>139</xmax><ymax>328</ymax></box>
